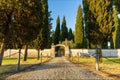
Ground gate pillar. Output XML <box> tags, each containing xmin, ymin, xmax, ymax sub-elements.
<box><xmin>51</xmin><ymin>43</ymin><xmax>55</xmax><ymax>57</ymax></box>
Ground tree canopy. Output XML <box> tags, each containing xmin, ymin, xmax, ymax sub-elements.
<box><xmin>83</xmin><ymin>0</ymin><xmax>114</xmax><ymax>48</ymax></box>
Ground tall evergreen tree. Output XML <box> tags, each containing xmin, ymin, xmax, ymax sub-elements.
<box><xmin>0</xmin><ymin>0</ymin><xmax>15</xmax><ymax>65</ymax></box>
<box><xmin>112</xmin><ymin>6</ymin><xmax>119</xmax><ymax>49</ymax></box>
<box><xmin>41</xmin><ymin>0</ymin><xmax>49</xmax><ymax>48</ymax></box>
<box><xmin>54</xmin><ymin>16</ymin><xmax>60</xmax><ymax>44</ymax></box>
<box><xmin>61</xmin><ymin>16</ymin><xmax>68</xmax><ymax>42</ymax></box>
<box><xmin>83</xmin><ymin>0</ymin><xmax>114</xmax><ymax>62</ymax></box>
<box><xmin>47</xmin><ymin>11</ymin><xmax>53</xmax><ymax>48</ymax></box>
<box><xmin>14</xmin><ymin>0</ymin><xmax>43</xmax><ymax>61</ymax></box>
<box><xmin>0</xmin><ymin>0</ymin><xmax>43</xmax><ymax>64</ymax></box>
<box><xmin>83</xmin><ymin>0</ymin><xmax>91</xmax><ymax>48</ymax></box>
<box><xmin>51</xmin><ymin>30</ymin><xmax>55</xmax><ymax>43</ymax></box>
<box><xmin>75</xmin><ymin>5</ymin><xmax>83</xmax><ymax>48</ymax></box>
<box><xmin>68</xmin><ymin>28</ymin><xmax>74</xmax><ymax>41</ymax></box>
<box><xmin>33</xmin><ymin>0</ymin><xmax>51</xmax><ymax>60</ymax></box>
<box><xmin>116</xmin><ymin>18</ymin><xmax>120</xmax><ymax>48</ymax></box>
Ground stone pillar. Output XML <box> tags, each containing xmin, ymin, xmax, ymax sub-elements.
<box><xmin>65</xmin><ymin>46</ymin><xmax>69</xmax><ymax>57</ymax></box>
<box><xmin>51</xmin><ymin>43</ymin><xmax>55</xmax><ymax>57</ymax></box>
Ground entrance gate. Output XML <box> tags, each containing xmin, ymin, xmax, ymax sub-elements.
<box><xmin>51</xmin><ymin>44</ymin><xmax>70</xmax><ymax>57</ymax></box>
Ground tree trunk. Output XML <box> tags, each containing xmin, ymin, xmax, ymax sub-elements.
<box><xmin>98</xmin><ymin>48</ymin><xmax>102</xmax><ymax>63</ymax></box>
<box><xmin>0</xmin><ymin>41</ymin><xmax>6</xmax><ymax>66</ymax></box>
<box><xmin>97</xmin><ymin>44</ymin><xmax>102</xmax><ymax>63</ymax></box>
<box><xmin>37</xmin><ymin>49</ymin><xmax>40</xmax><ymax>60</ymax></box>
<box><xmin>23</xmin><ymin>44</ymin><xmax>28</xmax><ymax>61</ymax></box>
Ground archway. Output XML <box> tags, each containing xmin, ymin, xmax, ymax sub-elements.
<box><xmin>55</xmin><ymin>46</ymin><xmax>65</xmax><ymax>57</ymax></box>
<box><xmin>51</xmin><ymin>44</ymin><xmax>70</xmax><ymax>57</ymax></box>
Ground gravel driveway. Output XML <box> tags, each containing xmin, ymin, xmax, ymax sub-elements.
<box><xmin>6</xmin><ymin>57</ymin><xmax>109</xmax><ymax>80</ymax></box>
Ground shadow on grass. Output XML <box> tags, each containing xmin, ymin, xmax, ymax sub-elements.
<box><xmin>0</xmin><ymin>64</ymin><xmax>36</xmax><ymax>79</ymax></box>
<box><xmin>0</xmin><ymin>58</ymin><xmax>52</xmax><ymax>79</ymax></box>
<box><xmin>103</xmin><ymin>57</ymin><xmax>120</xmax><ymax>63</ymax></box>
<box><xmin>70</xmin><ymin>61</ymin><xmax>120</xmax><ymax>79</ymax></box>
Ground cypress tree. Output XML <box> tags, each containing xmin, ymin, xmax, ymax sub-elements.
<box><xmin>51</xmin><ymin>30</ymin><xmax>55</xmax><ymax>43</ymax></box>
<box><xmin>83</xmin><ymin>0</ymin><xmax>114</xmax><ymax>62</ymax></box>
<box><xmin>41</xmin><ymin>0</ymin><xmax>49</xmax><ymax>48</ymax></box>
<box><xmin>33</xmin><ymin>0</ymin><xmax>50</xmax><ymax>60</ymax></box>
<box><xmin>116</xmin><ymin>18</ymin><xmax>120</xmax><ymax>48</ymax></box>
<box><xmin>83</xmin><ymin>0</ymin><xmax>91</xmax><ymax>48</ymax></box>
<box><xmin>112</xmin><ymin>6</ymin><xmax>119</xmax><ymax>49</ymax></box>
<box><xmin>0</xmin><ymin>0</ymin><xmax>15</xmax><ymax>65</ymax></box>
<box><xmin>61</xmin><ymin>16</ymin><xmax>68</xmax><ymax>42</ymax></box>
<box><xmin>68</xmin><ymin>28</ymin><xmax>74</xmax><ymax>41</ymax></box>
<box><xmin>54</xmin><ymin>16</ymin><xmax>60</xmax><ymax>44</ymax></box>
<box><xmin>75</xmin><ymin>5</ymin><xmax>83</xmax><ymax>48</ymax></box>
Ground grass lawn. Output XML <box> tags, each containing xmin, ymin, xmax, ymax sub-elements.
<box><xmin>0</xmin><ymin>57</ymin><xmax>52</xmax><ymax>77</ymax></box>
<box><xmin>68</xmin><ymin>57</ymin><xmax>120</xmax><ymax>79</ymax></box>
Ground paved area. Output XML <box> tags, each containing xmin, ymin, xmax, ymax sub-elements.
<box><xmin>6</xmin><ymin>57</ymin><xmax>109</xmax><ymax>80</ymax></box>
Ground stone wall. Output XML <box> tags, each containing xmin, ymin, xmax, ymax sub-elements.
<box><xmin>3</xmin><ymin>49</ymin><xmax>120</xmax><ymax>58</ymax></box>
<box><xmin>70</xmin><ymin>49</ymin><xmax>89</xmax><ymax>57</ymax></box>
<box><xmin>70</xmin><ymin>49</ymin><xmax>120</xmax><ymax>57</ymax></box>
<box><xmin>4</xmin><ymin>49</ymin><xmax>51</xmax><ymax>58</ymax></box>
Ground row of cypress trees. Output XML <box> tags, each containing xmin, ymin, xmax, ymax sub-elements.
<box><xmin>83</xmin><ymin>0</ymin><xmax>120</xmax><ymax>49</ymax></box>
<box><xmin>52</xmin><ymin>16</ymin><xmax>74</xmax><ymax>45</ymax></box>
<box><xmin>0</xmin><ymin>0</ymin><xmax>51</xmax><ymax>65</ymax></box>
<box><xmin>52</xmin><ymin>0</ymin><xmax>120</xmax><ymax>49</ymax></box>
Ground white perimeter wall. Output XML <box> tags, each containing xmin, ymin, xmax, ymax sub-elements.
<box><xmin>70</xmin><ymin>49</ymin><xmax>120</xmax><ymax>57</ymax></box>
<box><xmin>4</xmin><ymin>49</ymin><xmax>120</xmax><ymax>58</ymax></box>
<box><xmin>4</xmin><ymin>49</ymin><xmax>51</xmax><ymax>58</ymax></box>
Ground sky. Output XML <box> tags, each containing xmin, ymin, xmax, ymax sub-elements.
<box><xmin>48</xmin><ymin>0</ymin><xmax>82</xmax><ymax>31</ymax></box>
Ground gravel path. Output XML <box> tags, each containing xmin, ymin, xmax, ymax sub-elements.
<box><xmin>6</xmin><ymin>57</ymin><xmax>109</xmax><ymax>80</ymax></box>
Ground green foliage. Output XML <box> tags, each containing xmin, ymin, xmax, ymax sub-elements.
<box><xmin>61</xmin><ymin>16</ymin><xmax>68</xmax><ymax>42</ymax></box>
<box><xmin>0</xmin><ymin>0</ymin><xmax>15</xmax><ymax>44</ymax></box>
<box><xmin>83</xmin><ymin>37</ymin><xmax>88</xmax><ymax>48</ymax></box>
<box><xmin>0</xmin><ymin>0</ymin><xmax>51</xmax><ymax>65</ymax></box>
<box><xmin>14</xmin><ymin>0</ymin><xmax>42</xmax><ymax>44</ymax></box>
<box><xmin>112</xmin><ymin>6</ymin><xmax>119</xmax><ymax>49</ymax></box>
<box><xmin>68</xmin><ymin>28</ymin><xmax>74</xmax><ymax>41</ymax></box>
<box><xmin>113</xmin><ymin>0</ymin><xmax>120</xmax><ymax>13</ymax></box>
<box><xmin>51</xmin><ymin>30</ymin><xmax>55</xmax><ymax>43</ymax></box>
<box><xmin>75</xmin><ymin>5</ymin><xmax>83</xmax><ymax>48</ymax></box>
<box><xmin>83</xmin><ymin>0</ymin><xmax>113</xmax><ymax>48</ymax></box>
<box><xmin>116</xmin><ymin>18</ymin><xmax>120</xmax><ymax>48</ymax></box>
<box><xmin>54</xmin><ymin>16</ymin><xmax>60</xmax><ymax>44</ymax></box>
<box><xmin>33</xmin><ymin>0</ymin><xmax>51</xmax><ymax>50</ymax></box>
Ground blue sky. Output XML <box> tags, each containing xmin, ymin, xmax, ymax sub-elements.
<box><xmin>48</xmin><ymin>0</ymin><xmax>82</xmax><ymax>31</ymax></box>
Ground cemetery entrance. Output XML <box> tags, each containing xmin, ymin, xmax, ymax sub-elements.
<box><xmin>55</xmin><ymin>46</ymin><xmax>65</xmax><ymax>57</ymax></box>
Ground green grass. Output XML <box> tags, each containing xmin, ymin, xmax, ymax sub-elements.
<box><xmin>2</xmin><ymin>58</ymin><xmax>40</xmax><ymax>65</ymax></box>
<box><xmin>102</xmin><ymin>58</ymin><xmax>120</xmax><ymax>64</ymax></box>
<box><xmin>68</xmin><ymin>57</ymin><xmax>120</xmax><ymax>64</ymax></box>
<box><xmin>68</xmin><ymin>57</ymin><xmax>120</xmax><ymax>77</ymax></box>
<box><xmin>0</xmin><ymin>57</ymin><xmax>52</xmax><ymax>75</ymax></box>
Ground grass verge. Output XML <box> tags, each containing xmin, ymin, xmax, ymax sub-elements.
<box><xmin>68</xmin><ymin>57</ymin><xmax>120</xmax><ymax>79</ymax></box>
<box><xmin>0</xmin><ymin>57</ymin><xmax>52</xmax><ymax>78</ymax></box>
